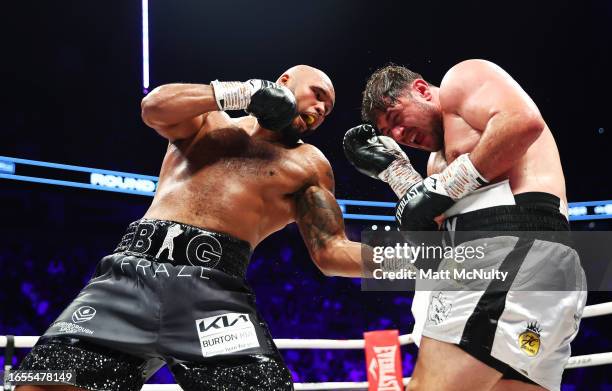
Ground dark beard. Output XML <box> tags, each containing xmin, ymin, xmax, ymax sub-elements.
<box><xmin>414</xmin><ymin>100</ymin><xmax>444</xmax><ymax>151</ymax></box>
<box><xmin>430</xmin><ymin>113</ymin><xmax>444</xmax><ymax>147</ymax></box>
<box><xmin>281</xmin><ymin>123</ymin><xmax>315</xmax><ymax>145</ymax></box>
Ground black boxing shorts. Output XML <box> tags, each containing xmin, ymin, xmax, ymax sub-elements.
<box><xmin>19</xmin><ymin>219</ymin><xmax>294</xmax><ymax>391</ymax></box>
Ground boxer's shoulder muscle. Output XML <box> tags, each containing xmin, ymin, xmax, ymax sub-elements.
<box><xmin>290</xmin><ymin>144</ymin><xmax>337</xmax><ymax>217</ymax></box>
<box><xmin>439</xmin><ymin>61</ymin><xmax>565</xmax><ymax>199</ymax></box>
<box><xmin>440</xmin><ymin>59</ymin><xmax>542</xmax><ymax>161</ymax></box>
<box><xmin>440</xmin><ymin>59</ymin><xmax>501</xmax><ymax>114</ymax></box>
<box><xmin>442</xmin><ymin>60</ymin><xmax>539</xmax><ymax>124</ymax></box>
<box><xmin>292</xmin><ymin>146</ymin><xmax>342</xmax><ymax>255</ymax></box>
<box><xmin>442</xmin><ymin>59</ymin><xmax>503</xmax><ymax>87</ymax></box>
<box><xmin>291</xmin><ymin>144</ymin><xmax>334</xmax><ymax>193</ymax></box>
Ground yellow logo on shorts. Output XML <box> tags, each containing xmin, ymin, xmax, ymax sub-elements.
<box><xmin>518</xmin><ymin>322</ymin><xmax>541</xmax><ymax>357</ymax></box>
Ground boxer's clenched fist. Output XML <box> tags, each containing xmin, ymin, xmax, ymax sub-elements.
<box><xmin>343</xmin><ymin>124</ymin><xmax>407</xmax><ymax>179</ymax></box>
<box><xmin>395</xmin><ymin>154</ymin><xmax>488</xmax><ymax>230</ymax></box>
<box><xmin>211</xmin><ymin>79</ymin><xmax>297</xmax><ymax>132</ymax></box>
<box><xmin>343</xmin><ymin>124</ymin><xmax>423</xmax><ymax>198</ymax></box>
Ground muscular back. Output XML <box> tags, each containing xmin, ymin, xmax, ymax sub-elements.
<box><xmin>144</xmin><ymin>112</ymin><xmax>330</xmax><ymax>247</ymax></box>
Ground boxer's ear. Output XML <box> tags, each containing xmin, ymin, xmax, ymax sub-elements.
<box><xmin>412</xmin><ymin>79</ymin><xmax>432</xmax><ymax>100</ymax></box>
<box><xmin>278</xmin><ymin>74</ymin><xmax>290</xmax><ymax>85</ymax></box>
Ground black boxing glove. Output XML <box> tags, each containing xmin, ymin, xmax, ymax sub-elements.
<box><xmin>395</xmin><ymin>154</ymin><xmax>488</xmax><ymax>230</ymax></box>
<box><xmin>211</xmin><ymin>79</ymin><xmax>297</xmax><ymax>132</ymax></box>
<box><xmin>395</xmin><ymin>175</ymin><xmax>455</xmax><ymax>231</ymax></box>
<box><xmin>343</xmin><ymin>124</ymin><xmax>405</xmax><ymax>178</ymax></box>
<box><xmin>343</xmin><ymin>124</ymin><xmax>423</xmax><ymax>197</ymax></box>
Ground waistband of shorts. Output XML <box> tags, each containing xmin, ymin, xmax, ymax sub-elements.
<box><xmin>443</xmin><ymin>192</ymin><xmax>570</xmax><ymax>232</ymax></box>
<box><xmin>113</xmin><ymin>218</ymin><xmax>252</xmax><ymax>279</ymax></box>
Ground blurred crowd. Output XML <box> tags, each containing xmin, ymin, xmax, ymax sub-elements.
<box><xmin>1</xmin><ymin>212</ymin><xmax>611</xmax><ymax>388</ymax></box>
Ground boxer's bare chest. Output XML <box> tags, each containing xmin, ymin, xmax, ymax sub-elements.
<box><xmin>441</xmin><ymin>113</ymin><xmax>481</xmax><ymax>163</ymax></box>
<box><xmin>170</xmin><ymin>112</ymin><xmax>308</xmax><ymax>187</ymax></box>
<box><xmin>146</xmin><ymin>113</ymin><xmax>313</xmax><ymax>244</ymax></box>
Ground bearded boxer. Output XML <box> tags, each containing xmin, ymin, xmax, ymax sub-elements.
<box><xmin>344</xmin><ymin>60</ymin><xmax>586</xmax><ymax>391</ymax></box>
<box><xmin>17</xmin><ymin>65</ymin><xmax>368</xmax><ymax>391</ymax></box>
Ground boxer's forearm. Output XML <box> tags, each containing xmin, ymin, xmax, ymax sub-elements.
<box><xmin>315</xmin><ymin>238</ymin><xmax>367</xmax><ymax>278</ymax></box>
<box><xmin>141</xmin><ymin>83</ymin><xmax>218</xmax><ymax>127</ymax></box>
<box><xmin>295</xmin><ymin>184</ymin><xmax>366</xmax><ymax>277</ymax></box>
<box><xmin>469</xmin><ymin>111</ymin><xmax>544</xmax><ymax>181</ymax></box>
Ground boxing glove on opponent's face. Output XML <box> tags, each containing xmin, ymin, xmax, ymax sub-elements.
<box><xmin>343</xmin><ymin>124</ymin><xmax>424</xmax><ymax>198</ymax></box>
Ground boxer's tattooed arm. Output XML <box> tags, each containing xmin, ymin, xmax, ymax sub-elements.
<box><xmin>294</xmin><ymin>185</ymin><xmax>364</xmax><ymax>277</ymax></box>
<box><xmin>295</xmin><ymin>185</ymin><xmax>345</xmax><ymax>254</ymax></box>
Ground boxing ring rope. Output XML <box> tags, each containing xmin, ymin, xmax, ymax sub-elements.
<box><xmin>3</xmin><ymin>301</ymin><xmax>612</xmax><ymax>390</ymax></box>
<box><xmin>2</xmin><ymin>155</ymin><xmax>612</xmax><ymax>221</ymax></box>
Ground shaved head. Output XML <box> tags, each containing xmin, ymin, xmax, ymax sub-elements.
<box><xmin>274</xmin><ymin>64</ymin><xmax>335</xmax><ymax>142</ymax></box>
<box><xmin>282</xmin><ymin>65</ymin><xmax>333</xmax><ymax>89</ymax></box>
<box><xmin>277</xmin><ymin>65</ymin><xmax>335</xmax><ymax>103</ymax></box>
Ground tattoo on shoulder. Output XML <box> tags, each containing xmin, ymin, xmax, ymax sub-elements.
<box><xmin>295</xmin><ymin>186</ymin><xmax>344</xmax><ymax>252</ymax></box>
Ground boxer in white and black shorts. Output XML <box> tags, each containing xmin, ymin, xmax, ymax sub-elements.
<box><xmin>345</xmin><ymin>59</ymin><xmax>585</xmax><ymax>390</ymax></box>
<box><xmin>410</xmin><ymin>186</ymin><xmax>586</xmax><ymax>390</ymax></box>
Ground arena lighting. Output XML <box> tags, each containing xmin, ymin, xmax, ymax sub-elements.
<box><xmin>90</xmin><ymin>173</ymin><xmax>156</xmax><ymax>193</ymax></box>
<box><xmin>0</xmin><ymin>156</ymin><xmax>158</xmax><ymax>197</ymax></box>
<box><xmin>142</xmin><ymin>0</ymin><xmax>150</xmax><ymax>92</ymax></box>
<box><xmin>0</xmin><ymin>161</ymin><xmax>15</xmax><ymax>174</ymax></box>
<box><xmin>595</xmin><ymin>204</ymin><xmax>612</xmax><ymax>215</ymax></box>
<box><xmin>569</xmin><ymin>206</ymin><xmax>588</xmax><ymax>216</ymax></box>
<box><xmin>1</xmin><ymin>156</ymin><xmax>611</xmax><ymax>222</ymax></box>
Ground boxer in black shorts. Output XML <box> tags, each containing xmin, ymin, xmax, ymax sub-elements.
<box><xmin>18</xmin><ymin>66</ymin><xmax>368</xmax><ymax>391</ymax></box>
